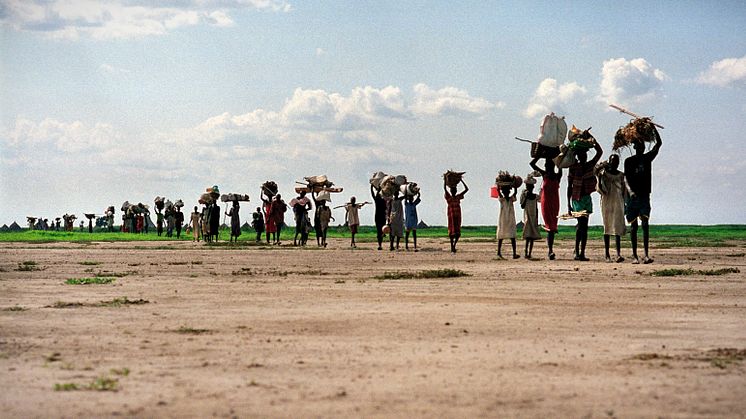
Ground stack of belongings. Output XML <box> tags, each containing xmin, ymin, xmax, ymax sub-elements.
<box><xmin>613</xmin><ymin>117</ymin><xmax>656</xmax><ymax>150</ymax></box>
<box><xmin>443</xmin><ymin>170</ymin><xmax>466</xmax><ymax>188</ymax></box>
<box><xmin>297</xmin><ymin>175</ymin><xmax>343</xmax><ymax>203</ymax></box>
<box><xmin>399</xmin><ymin>179</ymin><xmax>420</xmax><ymax>197</ymax></box>
<box><xmin>27</xmin><ymin>216</ymin><xmax>37</xmax><ymax>230</ymax></box>
<box><xmin>106</xmin><ymin>206</ymin><xmax>115</xmax><ymax>217</ymax></box>
<box><xmin>84</xmin><ymin>213</ymin><xmax>96</xmax><ymax>220</ymax></box>
<box><xmin>262</xmin><ymin>181</ymin><xmax>279</xmax><ymax>198</ymax></box>
<box><xmin>200</xmin><ymin>185</ymin><xmax>220</xmax><ymax>205</ymax></box>
<box><xmin>553</xmin><ymin>125</ymin><xmax>595</xmax><ymax>169</ymax></box>
<box><xmin>495</xmin><ymin>171</ymin><xmax>523</xmax><ymax>189</ymax></box>
<box><xmin>121</xmin><ymin>201</ymin><xmax>131</xmax><ymax>213</ymax></box>
<box><xmin>376</xmin><ymin>174</ymin><xmax>407</xmax><ymax>198</ymax></box>
<box><xmin>532</xmin><ymin>112</ymin><xmax>567</xmax><ymax>159</ymax></box>
<box><xmin>154</xmin><ymin>196</ymin><xmax>166</xmax><ymax>212</ymax></box>
<box><xmin>220</xmin><ymin>193</ymin><xmax>250</xmax><ymax>202</ymax></box>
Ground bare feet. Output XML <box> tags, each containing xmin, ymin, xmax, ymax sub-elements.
<box><xmin>615</xmin><ymin>255</ymin><xmax>625</xmax><ymax>263</ymax></box>
<box><xmin>631</xmin><ymin>256</ymin><xmax>640</xmax><ymax>264</ymax></box>
<box><xmin>574</xmin><ymin>254</ymin><xmax>589</xmax><ymax>262</ymax></box>
<box><xmin>643</xmin><ymin>256</ymin><xmax>654</xmax><ymax>264</ymax></box>
<box><xmin>548</xmin><ymin>252</ymin><xmax>556</xmax><ymax>260</ymax></box>
<box><xmin>605</xmin><ymin>256</ymin><xmax>612</xmax><ymax>263</ymax></box>
<box><xmin>512</xmin><ymin>254</ymin><xmax>520</xmax><ymax>259</ymax></box>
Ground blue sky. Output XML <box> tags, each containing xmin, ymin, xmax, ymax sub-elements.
<box><xmin>1</xmin><ymin>0</ymin><xmax>745</xmax><ymax>226</ymax></box>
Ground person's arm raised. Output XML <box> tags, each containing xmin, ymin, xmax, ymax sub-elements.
<box><xmin>530</xmin><ymin>158</ymin><xmax>545</xmax><ymax>176</ymax></box>
<box><xmin>589</xmin><ymin>139</ymin><xmax>603</xmax><ymax>165</ymax></box>
<box><xmin>649</xmin><ymin>126</ymin><xmax>662</xmax><ymax>160</ymax></box>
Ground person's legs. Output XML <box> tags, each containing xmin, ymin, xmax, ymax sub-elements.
<box><xmin>395</xmin><ymin>236</ymin><xmax>400</xmax><ymax>250</ymax></box>
<box><xmin>453</xmin><ymin>233</ymin><xmax>460</xmax><ymax>252</ymax></box>
<box><xmin>405</xmin><ymin>230</ymin><xmax>410</xmax><ymax>250</ymax></box>
<box><xmin>449</xmin><ymin>235</ymin><xmax>455</xmax><ymax>253</ymax></box>
<box><xmin>579</xmin><ymin>217</ymin><xmax>588</xmax><ymax>259</ymax></box>
<box><xmin>524</xmin><ymin>239</ymin><xmax>529</xmax><ymax>258</ymax></box>
<box><xmin>376</xmin><ymin>223</ymin><xmax>383</xmax><ymax>250</ymax></box>
<box><xmin>575</xmin><ymin>217</ymin><xmax>589</xmax><ymax>261</ymax></box>
<box><xmin>497</xmin><ymin>239</ymin><xmax>503</xmax><ymax>257</ymax></box>
<box><xmin>511</xmin><ymin>238</ymin><xmax>518</xmax><ymax>258</ymax></box>
<box><xmin>630</xmin><ymin>220</ymin><xmax>639</xmax><ymax>263</ymax></box>
<box><xmin>604</xmin><ymin>234</ymin><xmax>611</xmax><ymax>261</ymax></box>
<box><xmin>547</xmin><ymin>231</ymin><xmax>555</xmax><ymax>260</ymax></box>
<box><xmin>412</xmin><ymin>230</ymin><xmax>417</xmax><ymax>251</ymax></box>
<box><xmin>642</xmin><ymin>218</ymin><xmax>653</xmax><ymax>263</ymax></box>
<box><xmin>528</xmin><ymin>239</ymin><xmax>534</xmax><ymax>258</ymax></box>
<box><xmin>615</xmin><ymin>235</ymin><xmax>624</xmax><ymax>262</ymax></box>
<box><xmin>390</xmin><ymin>233</ymin><xmax>395</xmax><ymax>251</ymax></box>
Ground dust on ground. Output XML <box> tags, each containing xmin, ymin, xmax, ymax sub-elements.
<box><xmin>1</xmin><ymin>238</ymin><xmax>745</xmax><ymax>418</ymax></box>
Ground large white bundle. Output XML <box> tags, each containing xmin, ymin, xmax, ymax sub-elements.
<box><xmin>304</xmin><ymin>175</ymin><xmax>328</xmax><ymax>185</ymax></box>
<box><xmin>316</xmin><ymin>189</ymin><xmax>332</xmax><ymax>202</ymax></box>
<box><xmin>400</xmin><ymin>182</ymin><xmax>420</xmax><ymax>196</ymax></box>
<box><xmin>537</xmin><ymin>113</ymin><xmax>567</xmax><ymax>148</ymax></box>
<box><xmin>370</xmin><ymin>171</ymin><xmax>387</xmax><ymax>189</ymax></box>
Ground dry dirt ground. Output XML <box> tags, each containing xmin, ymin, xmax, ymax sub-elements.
<box><xmin>1</xmin><ymin>238</ymin><xmax>745</xmax><ymax>418</ymax></box>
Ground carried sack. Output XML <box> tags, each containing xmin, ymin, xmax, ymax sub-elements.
<box><xmin>262</xmin><ymin>181</ymin><xmax>278</xmax><ymax>197</ymax></box>
<box><xmin>553</xmin><ymin>144</ymin><xmax>576</xmax><ymax>169</ymax></box>
<box><xmin>316</xmin><ymin>189</ymin><xmax>332</xmax><ymax>202</ymax></box>
<box><xmin>370</xmin><ymin>171</ymin><xmax>387</xmax><ymax>189</ymax></box>
<box><xmin>221</xmin><ymin>193</ymin><xmax>250</xmax><ymax>202</ymax></box>
<box><xmin>530</xmin><ymin>142</ymin><xmax>560</xmax><ymax>159</ymax></box>
<box><xmin>537</xmin><ymin>113</ymin><xmax>567</xmax><ymax>148</ymax></box>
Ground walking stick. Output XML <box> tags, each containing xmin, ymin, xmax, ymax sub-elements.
<box><xmin>609</xmin><ymin>104</ymin><xmax>664</xmax><ymax>129</ymax></box>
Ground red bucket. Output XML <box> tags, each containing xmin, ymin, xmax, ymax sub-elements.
<box><xmin>490</xmin><ymin>185</ymin><xmax>499</xmax><ymax>198</ymax></box>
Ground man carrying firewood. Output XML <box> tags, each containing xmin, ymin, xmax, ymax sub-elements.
<box><xmin>624</xmin><ymin>125</ymin><xmax>662</xmax><ymax>264</ymax></box>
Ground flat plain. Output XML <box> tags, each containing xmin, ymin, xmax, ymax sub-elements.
<box><xmin>1</xmin><ymin>237</ymin><xmax>745</xmax><ymax>418</ymax></box>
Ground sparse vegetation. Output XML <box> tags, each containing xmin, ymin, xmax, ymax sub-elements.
<box><xmin>375</xmin><ymin>268</ymin><xmax>469</xmax><ymax>280</ymax></box>
<box><xmin>79</xmin><ymin>261</ymin><xmax>102</xmax><ymax>266</ymax></box>
<box><xmin>98</xmin><ymin>297</ymin><xmax>148</xmax><ymax>307</ymax></box>
<box><xmin>174</xmin><ymin>326</ymin><xmax>210</xmax><ymax>335</ymax></box>
<box><xmin>88</xmin><ymin>376</ymin><xmax>119</xmax><ymax>391</ymax></box>
<box><xmin>232</xmin><ymin>267</ymin><xmax>254</xmax><ymax>276</ymax></box>
<box><xmin>54</xmin><ymin>383</ymin><xmax>79</xmax><ymax>391</ymax></box>
<box><xmin>3</xmin><ymin>305</ymin><xmax>27</xmax><ymax>311</ymax></box>
<box><xmin>94</xmin><ymin>271</ymin><xmax>133</xmax><ymax>278</ymax></box>
<box><xmin>110</xmin><ymin>367</ymin><xmax>130</xmax><ymax>376</ymax></box>
<box><xmin>651</xmin><ymin>267</ymin><xmax>740</xmax><ymax>277</ymax></box>
<box><xmin>65</xmin><ymin>277</ymin><xmax>116</xmax><ymax>285</ymax></box>
<box><xmin>16</xmin><ymin>261</ymin><xmax>41</xmax><ymax>271</ymax></box>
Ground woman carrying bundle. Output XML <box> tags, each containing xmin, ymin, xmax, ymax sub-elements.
<box><xmin>292</xmin><ymin>191</ymin><xmax>312</xmax><ymax>246</ymax></box>
<box><xmin>405</xmin><ymin>191</ymin><xmax>421</xmax><ymax>251</ymax></box>
<box><xmin>566</xmin><ymin>132</ymin><xmax>603</xmax><ymax>261</ymax></box>
<box><xmin>388</xmin><ymin>190</ymin><xmax>405</xmax><ymax>251</ymax></box>
<box><xmin>261</xmin><ymin>191</ymin><xmax>277</xmax><ymax>244</ymax></box>
<box><xmin>371</xmin><ymin>185</ymin><xmax>387</xmax><ymax>250</ymax></box>
<box><xmin>270</xmin><ymin>194</ymin><xmax>287</xmax><ymax>245</ymax></box>
<box><xmin>530</xmin><ymin>158</ymin><xmax>562</xmax><ymax>260</ymax></box>
<box><xmin>444</xmin><ymin>177</ymin><xmax>468</xmax><ymax>253</ymax></box>
<box><xmin>191</xmin><ymin>206</ymin><xmax>201</xmax><ymax>242</ymax></box>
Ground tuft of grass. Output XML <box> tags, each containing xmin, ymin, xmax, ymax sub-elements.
<box><xmin>88</xmin><ymin>376</ymin><xmax>118</xmax><ymax>391</ymax></box>
<box><xmin>110</xmin><ymin>367</ymin><xmax>130</xmax><ymax>376</ymax></box>
<box><xmin>98</xmin><ymin>297</ymin><xmax>148</xmax><ymax>307</ymax></box>
<box><xmin>651</xmin><ymin>267</ymin><xmax>740</xmax><ymax>277</ymax></box>
<box><xmin>49</xmin><ymin>301</ymin><xmax>86</xmax><ymax>308</ymax></box>
<box><xmin>65</xmin><ymin>277</ymin><xmax>115</xmax><ymax>285</ymax></box>
<box><xmin>79</xmin><ymin>261</ymin><xmax>102</xmax><ymax>266</ymax></box>
<box><xmin>232</xmin><ymin>268</ymin><xmax>254</xmax><ymax>276</ymax></box>
<box><xmin>54</xmin><ymin>383</ymin><xmax>79</xmax><ymax>391</ymax></box>
<box><xmin>174</xmin><ymin>326</ymin><xmax>210</xmax><ymax>335</ymax></box>
<box><xmin>94</xmin><ymin>271</ymin><xmax>132</xmax><ymax>278</ymax></box>
<box><xmin>167</xmin><ymin>261</ymin><xmax>189</xmax><ymax>265</ymax></box>
<box><xmin>16</xmin><ymin>261</ymin><xmax>41</xmax><ymax>271</ymax></box>
<box><xmin>375</xmin><ymin>268</ymin><xmax>469</xmax><ymax>280</ymax></box>
<box><xmin>3</xmin><ymin>305</ymin><xmax>27</xmax><ymax>312</ymax></box>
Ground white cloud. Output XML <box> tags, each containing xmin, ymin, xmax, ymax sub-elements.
<box><xmin>315</xmin><ymin>47</ymin><xmax>326</xmax><ymax>56</ymax></box>
<box><xmin>411</xmin><ymin>84</ymin><xmax>501</xmax><ymax>116</ymax></box>
<box><xmin>4</xmin><ymin>118</ymin><xmax>120</xmax><ymax>152</ymax></box>
<box><xmin>598</xmin><ymin>57</ymin><xmax>667</xmax><ymax>105</ymax></box>
<box><xmin>0</xmin><ymin>0</ymin><xmax>290</xmax><ymax>39</ymax></box>
<box><xmin>523</xmin><ymin>78</ymin><xmax>586</xmax><ymax>118</ymax></box>
<box><xmin>697</xmin><ymin>55</ymin><xmax>746</xmax><ymax>87</ymax></box>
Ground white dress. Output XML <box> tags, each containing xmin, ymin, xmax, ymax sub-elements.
<box><xmin>521</xmin><ymin>192</ymin><xmax>541</xmax><ymax>240</ymax></box>
<box><xmin>496</xmin><ymin>196</ymin><xmax>517</xmax><ymax>239</ymax></box>
<box><xmin>598</xmin><ymin>170</ymin><xmax>627</xmax><ymax>236</ymax></box>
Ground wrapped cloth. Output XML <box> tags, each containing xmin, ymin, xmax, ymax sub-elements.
<box><xmin>537</xmin><ymin>113</ymin><xmax>568</xmax><ymax>148</ymax></box>
<box><xmin>613</xmin><ymin>118</ymin><xmax>656</xmax><ymax>150</ymax></box>
<box><xmin>174</xmin><ymin>199</ymin><xmax>184</xmax><ymax>208</ymax></box>
<box><xmin>316</xmin><ymin>189</ymin><xmax>332</xmax><ymax>202</ymax></box>
<box><xmin>199</xmin><ymin>193</ymin><xmax>213</xmax><ymax>205</ymax></box>
<box><xmin>400</xmin><ymin>182</ymin><xmax>420</xmax><ymax>196</ymax></box>
<box><xmin>370</xmin><ymin>171</ymin><xmax>387</xmax><ymax>189</ymax></box>
<box><xmin>443</xmin><ymin>171</ymin><xmax>465</xmax><ymax>188</ymax></box>
<box><xmin>220</xmin><ymin>193</ymin><xmax>250</xmax><ymax>202</ymax></box>
<box><xmin>394</xmin><ymin>175</ymin><xmax>408</xmax><ymax>186</ymax></box>
<box><xmin>567</xmin><ymin>125</ymin><xmax>595</xmax><ymax>151</ymax></box>
<box><xmin>380</xmin><ymin>175</ymin><xmax>398</xmax><ymax>197</ymax></box>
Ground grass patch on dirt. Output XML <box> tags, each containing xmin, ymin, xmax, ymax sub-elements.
<box><xmin>631</xmin><ymin>348</ymin><xmax>745</xmax><ymax>369</ymax></box>
<box><xmin>376</xmin><ymin>268</ymin><xmax>469</xmax><ymax>280</ymax></box>
<box><xmin>65</xmin><ymin>277</ymin><xmax>116</xmax><ymax>285</ymax></box>
<box><xmin>54</xmin><ymin>375</ymin><xmax>120</xmax><ymax>392</ymax></box>
<box><xmin>94</xmin><ymin>271</ymin><xmax>134</xmax><ymax>278</ymax></box>
<box><xmin>79</xmin><ymin>261</ymin><xmax>102</xmax><ymax>266</ymax></box>
<box><xmin>651</xmin><ymin>267</ymin><xmax>740</xmax><ymax>277</ymax></box>
<box><xmin>174</xmin><ymin>326</ymin><xmax>210</xmax><ymax>335</ymax></box>
<box><xmin>3</xmin><ymin>305</ymin><xmax>28</xmax><ymax>311</ymax></box>
<box><xmin>725</xmin><ymin>252</ymin><xmax>745</xmax><ymax>257</ymax></box>
<box><xmin>54</xmin><ymin>383</ymin><xmax>79</xmax><ymax>391</ymax></box>
<box><xmin>16</xmin><ymin>261</ymin><xmax>42</xmax><ymax>271</ymax></box>
<box><xmin>49</xmin><ymin>297</ymin><xmax>148</xmax><ymax>308</ymax></box>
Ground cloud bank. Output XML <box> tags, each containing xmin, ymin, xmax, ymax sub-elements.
<box><xmin>697</xmin><ymin>55</ymin><xmax>746</xmax><ymax>87</ymax></box>
<box><xmin>0</xmin><ymin>0</ymin><xmax>292</xmax><ymax>39</ymax></box>
<box><xmin>523</xmin><ymin>78</ymin><xmax>586</xmax><ymax>118</ymax></box>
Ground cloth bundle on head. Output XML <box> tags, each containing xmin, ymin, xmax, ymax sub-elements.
<box><xmin>537</xmin><ymin>113</ymin><xmax>568</xmax><ymax>148</ymax></box>
<box><xmin>613</xmin><ymin>118</ymin><xmax>656</xmax><ymax>150</ymax></box>
<box><xmin>174</xmin><ymin>199</ymin><xmax>184</xmax><ymax>208</ymax></box>
<box><xmin>220</xmin><ymin>194</ymin><xmax>250</xmax><ymax>202</ymax></box>
<box><xmin>524</xmin><ymin>171</ymin><xmax>540</xmax><ymax>185</ymax></box>
<box><xmin>199</xmin><ymin>193</ymin><xmax>213</xmax><ymax>205</ymax></box>
<box><xmin>154</xmin><ymin>197</ymin><xmax>165</xmax><ymax>211</ymax></box>
<box><xmin>443</xmin><ymin>170</ymin><xmax>465</xmax><ymax>188</ymax></box>
<box><xmin>316</xmin><ymin>189</ymin><xmax>332</xmax><ymax>202</ymax></box>
<box><xmin>400</xmin><ymin>182</ymin><xmax>420</xmax><ymax>196</ymax></box>
<box><xmin>121</xmin><ymin>201</ymin><xmax>131</xmax><ymax>212</ymax></box>
<box><xmin>370</xmin><ymin>171</ymin><xmax>387</xmax><ymax>189</ymax></box>
<box><xmin>379</xmin><ymin>175</ymin><xmax>398</xmax><ymax>197</ymax></box>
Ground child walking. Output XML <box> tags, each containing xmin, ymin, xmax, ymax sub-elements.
<box><xmin>597</xmin><ymin>155</ymin><xmax>627</xmax><ymax>262</ymax></box>
<box><xmin>338</xmin><ymin>197</ymin><xmax>370</xmax><ymax>248</ymax></box>
<box><xmin>317</xmin><ymin>200</ymin><xmax>334</xmax><ymax>247</ymax></box>
<box><xmin>251</xmin><ymin>207</ymin><xmax>265</xmax><ymax>243</ymax></box>
<box><xmin>405</xmin><ymin>191</ymin><xmax>421</xmax><ymax>251</ymax></box>
<box><xmin>444</xmin><ymin>178</ymin><xmax>469</xmax><ymax>253</ymax></box>
<box><xmin>496</xmin><ymin>176</ymin><xmax>519</xmax><ymax>259</ymax></box>
<box><xmin>520</xmin><ymin>173</ymin><xmax>541</xmax><ymax>258</ymax></box>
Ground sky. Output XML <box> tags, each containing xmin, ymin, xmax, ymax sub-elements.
<box><xmin>1</xmin><ymin>0</ymin><xmax>745</xmax><ymax>227</ymax></box>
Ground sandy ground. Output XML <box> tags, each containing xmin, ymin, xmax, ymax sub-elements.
<box><xmin>1</xmin><ymin>237</ymin><xmax>745</xmax><ymax>418</ymax></box>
